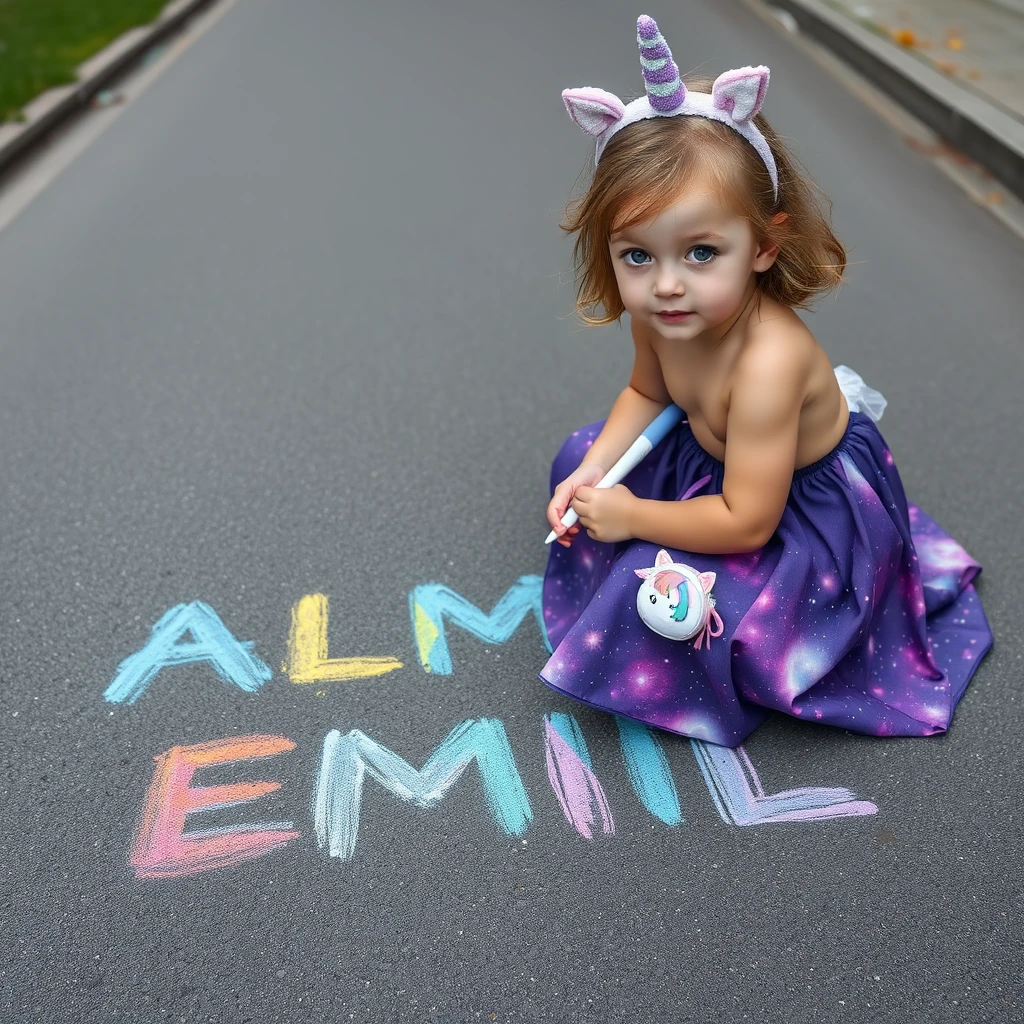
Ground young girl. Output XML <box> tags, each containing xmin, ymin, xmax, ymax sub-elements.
<box><xmin>540</xmin><ymin>15</ymin><xmax>992</xmax><ymax>747</ymax></box>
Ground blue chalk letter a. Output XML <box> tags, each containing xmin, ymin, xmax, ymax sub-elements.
<box><xmin>104</xmin><ymin>602</ymin><xmax>273</xmax><ymax>704</ymax></box>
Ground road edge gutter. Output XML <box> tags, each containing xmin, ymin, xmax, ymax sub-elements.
<box><xmin>761</xmin><ymin>0</ymin><xmax>1024</xmax><ymax>202</ymax></box>
<box><xmin>0</xmin><ymin>0</ymin><xmax>219</xmax><ymax>176</ymax></box>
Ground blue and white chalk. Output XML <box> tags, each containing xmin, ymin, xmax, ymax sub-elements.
<box><xmin>545</xmin><ymin>404</ymin><xmax>685</xmax><ymax>545</ymax></box>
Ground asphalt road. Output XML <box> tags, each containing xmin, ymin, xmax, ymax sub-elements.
<box><xmin>1</xmin><ymin>0</ymin><xmax>1022</xmax><ymax>1021</ymax></box>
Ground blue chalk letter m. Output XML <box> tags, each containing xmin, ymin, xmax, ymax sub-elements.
<box><xmin>409</xmin><ymin>576</ymin><xmax>550</xmax><ymax>674</ymax></box>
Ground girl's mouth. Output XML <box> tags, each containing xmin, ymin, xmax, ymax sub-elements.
<box><xmin>655</xmin><ymin>310</ymin><xmax>694</xmax><ymax>322</ymax></box>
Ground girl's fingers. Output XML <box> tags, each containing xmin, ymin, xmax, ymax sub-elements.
<box><xmin>548</xmin><ymin>496</ymin><xmax>572</xmax><ymax>529</ymax></box>
<box><xmin>557</xmin><ymin>522</ymin><xmax>582</xmax><ymax>547</ymax></box>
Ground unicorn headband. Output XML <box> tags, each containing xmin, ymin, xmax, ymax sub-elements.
<box><xmin>562</xmin><ymin>15</ymin><xmax>779</xmax><ymax>200</ymax></box>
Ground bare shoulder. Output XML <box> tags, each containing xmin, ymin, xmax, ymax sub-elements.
<box><xmin>733</xmin><ymin>300</ymin><xmax>818</xmax><ymax>395</ymax></box>
<box><xmin>728</xmin><ymin>300</ymin><xmax>845</xmax><ymax>461</ymax></box>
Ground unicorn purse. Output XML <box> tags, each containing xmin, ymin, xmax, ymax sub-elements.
<box><xmin>635</xmin><ymin>549</ymin><xmax>724</xmax><ymax>649</ymax></box>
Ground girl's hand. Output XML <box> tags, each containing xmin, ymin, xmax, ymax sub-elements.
<box><xmin>547</xmin><ymin>463</ymin><xmax>606</xmax><ymax>547</ymax></box>
<box><xmin>571</xmin><ymin>484</ymin><xmax>636</xmax><ymax>544</ymax></box>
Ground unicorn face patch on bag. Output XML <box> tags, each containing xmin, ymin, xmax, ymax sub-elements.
<box><xmin>634</xmin><ymin>549</ymin><xmax>724</xmax><ymax>649</ymax></box>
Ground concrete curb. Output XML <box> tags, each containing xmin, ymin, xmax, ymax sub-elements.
<box><xmin>0</xmin><ymin>0</ymin><xmax>218</xmax><ymax>176</ymax></box>
<box><xmin>762</xmin><ymin>0</ymin><xmax>1024</xmax><ymax>201</ymax></box>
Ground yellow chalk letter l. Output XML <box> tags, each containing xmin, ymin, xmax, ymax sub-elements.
<box><xmin>286</xmin><ymin>594</ymin><xmax>402</xmax><ymax>684</ymax></box>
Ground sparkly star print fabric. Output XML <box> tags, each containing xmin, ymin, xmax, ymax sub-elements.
<box><xmin>540</xmin><ymin>413</ymin><xmax>993</xmax><ymax>747</ymax></box>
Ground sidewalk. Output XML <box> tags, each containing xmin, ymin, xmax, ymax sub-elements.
<box><xmin>830</xmin><ymin>0</ymin><xmax>1024</xmax><ymax>121</ymax></box>
<box><xmin>762</xmin><ymin>0</ymin><xmax>1024</xmax><ymax>201</ymax></box>
<box><xmin>0</xmin><ymin>0</ymin><xmax>216</xmax><ymax>177</ymax></box>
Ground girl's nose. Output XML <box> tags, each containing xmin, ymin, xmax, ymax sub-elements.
<box><xmin>653</xmin><ymin>266</ymin><xmax>685</xmax><ymax>297</ymax></box>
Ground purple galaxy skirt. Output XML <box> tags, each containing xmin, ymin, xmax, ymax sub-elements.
<box><xmin>539</xmin><ymin>412</ymin><xmax>993</xmax><ymax>747</ymax></box>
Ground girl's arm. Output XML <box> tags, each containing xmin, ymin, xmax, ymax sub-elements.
<box><xmin>579</xmin><ymin>320</ymin><xmax>673</xmax><ymax>475</ymax></box>
<box><xmin>627</xmin><ymin>341</ymin><xmax>805</xmax><ymax>554</ymax></box>
<box><xmin>548</xmin><ymin>322</ymin><xmax>671</xmax><ymax>545</ymax></box>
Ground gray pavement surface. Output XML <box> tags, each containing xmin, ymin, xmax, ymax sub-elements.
<box><xmin>0</xmin><ymin>0</ymin><xmax>1022</xmax><ymax>1021</ymax></box>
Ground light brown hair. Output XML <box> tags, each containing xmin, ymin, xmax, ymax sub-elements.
<box><xmin>562</xmin><ymin>76</ymin><xmax>847</xmax><ymax>325</ymax></box>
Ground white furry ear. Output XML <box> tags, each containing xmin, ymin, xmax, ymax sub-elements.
<box><xmin>711</xmin><ymin>66</ymin><xmax>770</xmax><ymax>123</ymax></box>
<box><xmin>654</xmin><ymin>549</ymin><xmax>675</xmax><ymax>567</ymax></box>
<box><xmin>562</xmin><ymin>88</ymin><xmax>626</xmax><ymax>136</ymax></box>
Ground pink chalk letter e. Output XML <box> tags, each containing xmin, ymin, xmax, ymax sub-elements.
<box><xmin>131</xmin><ymin>735</ymin><xmax>300</xmax><ymax>879</ymax></box>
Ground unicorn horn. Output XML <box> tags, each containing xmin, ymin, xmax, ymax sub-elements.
<box><xmin>637</xmin><ymin>15</ymin><xmax>686</xmax><ymax>112</ymax></box>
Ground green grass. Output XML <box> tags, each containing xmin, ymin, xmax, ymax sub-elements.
<box><xmin>0</xmin><ymin>0</ymin><xmax>170</xmax><ymax>121</ymax></box>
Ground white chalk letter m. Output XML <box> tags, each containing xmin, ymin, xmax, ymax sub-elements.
<box><xmin>314</xmin><ymin>719</ymin><xmax>532</xmax><ymax>860</ymax></box>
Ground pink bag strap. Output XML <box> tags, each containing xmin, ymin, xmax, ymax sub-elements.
<box><xmin>692</xmin><ymin>606</ymin><xmax>724</xmax><ymax>651</ymax></box>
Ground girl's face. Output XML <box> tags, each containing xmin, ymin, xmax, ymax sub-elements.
<box><xmin>608</xmin><ymin>182</ymin><xmax>778</xmax><ymax>343</ymax></box>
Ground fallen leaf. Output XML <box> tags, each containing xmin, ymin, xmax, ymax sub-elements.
<box><xmin>892</xmin><ymin>28</ymin><xmax>917</xmax><ymax>46</ymax></box>
<box><xmin>903</xmin><ymin>137</ymin><xmax>973</xmax><ymax>166</ymax></box>
<box><xmin>904</xmin><ymin>137</ymin><xmax>945</xmax><ymax>155</ymax></box>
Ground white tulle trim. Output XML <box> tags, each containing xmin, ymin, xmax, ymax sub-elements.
<box><xmin>834</xmin><ymin>365</ymin><xmax>887</xmax><ymax>422</ymax></box>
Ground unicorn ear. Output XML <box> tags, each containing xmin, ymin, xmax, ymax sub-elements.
<box><xmin>698</xmin><ymin>571</ymin><xmax>717</xmax><ymax>593</ymax></box>
<box><xmin>562</xmin><ymin>88</ymin><xmax>626</xmax><ymax>136</ymax></box>
<box><xmin>711</xmin><ymin>66</ymin><xmax>770</xmax><ymax>123</ymax></box>
<box><xmin>655</xmin><ymin>549</ymin><xmax>676</xmax><ymax>567</ymax></box>
<box><xmin>634</xmin><ymin>567</ymin><xmax>654</xmax><ymax>579</ymax></box>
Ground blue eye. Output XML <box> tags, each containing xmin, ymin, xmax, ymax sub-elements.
<box><xmin>688</xmin><ymin>246</ymin><xmax>718</xmax><ymax>264</ymax></box>
<box><xmin>622</xmin><ymin>249</ymin><xmax>651</xmax><ymax>267</ymax></box>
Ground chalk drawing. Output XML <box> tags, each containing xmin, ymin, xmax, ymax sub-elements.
<box><xmin>112</xmin><ymin>582</ymin><xmax>884</xmax><ymax>879</ymax></box>
<box><xmin>131</xmin><ymin>735</ymin><xmax>300</xmax><ymax>879</ymax></box>
<box><xmin>285</xmin><ymin>593</ymin><xmax>403</xmax><ymax>683</ymax></box>
<box><xmin>544</xmin><ymin>713</ymin><xmax>615</xmax><ymax>839</ymax></box>
<box><xmin>128</xmin><ymin>719</ymin><xmax>882</xmax><ymax>877</ymax></box>
<box><xmin>314</xmin><ymin>718</ymin><xmax>532</xmax><ymax>860</ymax></box>
<box><xmin>690</xmin><ymin>739</ymin><xmax>878</xmax><ymax>825</ymax></box>
<box><xmin>615</xmin><ymin>717</ymin><xmax>683</xmax><ymax>827</ymax></box>
<box><xmin>409</xmin><ymin>576</ymin><xmax>551</xmax><ymax>675</ymax></box>
<box><xmin>104</xmin><ymin>602</ymin><xmax>272</xmax><ymax>704</ymax></box>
